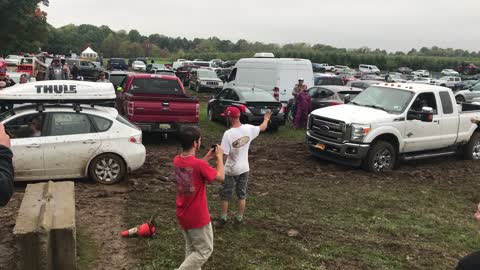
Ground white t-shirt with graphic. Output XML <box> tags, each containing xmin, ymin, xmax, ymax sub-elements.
<box><xmin>221</xmin><ymin>124</ymin><xmax>260</xmax><ymax>176</ymax></box>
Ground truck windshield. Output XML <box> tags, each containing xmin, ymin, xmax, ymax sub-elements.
<box><xmin>130</xmin><ymin>78</ymin><xmax>183</xmax><ymax>95</ymax></box>
<box><xmin>351</xmin><ymin>86</ymin><xmax>414</xmax><ymax>114</ymax></box>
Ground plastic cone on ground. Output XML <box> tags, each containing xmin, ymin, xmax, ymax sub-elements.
<box><xmin>121</xmin><ymin>222</ymin><xmax>156</xmax><ymax>238</ymax></box>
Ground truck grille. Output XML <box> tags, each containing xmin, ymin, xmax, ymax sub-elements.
<box><xmin>310</xmin><ymin>116</ymin><xmax>347</xmax><ymax>142</ymax></box>
<box><xmin>206</xmin><ymin>81</ymin><xmax>219</xmax><ymax>86</ymax></box>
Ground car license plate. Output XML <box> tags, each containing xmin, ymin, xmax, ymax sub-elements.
<box><xmin>159</xmin><ymin>124</ymin><xmax>171</xmax><ymax>130</ymax></box>
<box><xmin>314</xmin><ymin>143</ymin><xmax>326</xmax><ymax>150</ymax></box>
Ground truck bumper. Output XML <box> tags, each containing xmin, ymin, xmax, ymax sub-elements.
<box><xmin>134</xmin><ymin>122</ymin><xmax>198</xmax><ymax>133</ymax></box>
<box><xmin>305</xmin><ymin>131</ymin><xmax>370</xmax><ymax>166</ymax></box>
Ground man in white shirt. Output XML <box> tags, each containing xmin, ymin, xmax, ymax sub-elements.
<box><xmin>218</xmin><ymin>106</ymin><xmax>272</xmax><ymax>224</ymax></box>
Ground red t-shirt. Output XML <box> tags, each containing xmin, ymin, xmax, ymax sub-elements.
<box><xmin>173</xmin><ymin>155</ymin><xmax>217</xmax><ymax>230</ymax></box>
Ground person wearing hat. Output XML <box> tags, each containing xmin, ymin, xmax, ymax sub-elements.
<box><xmin>0</xmin><ymin>59</ymin><xmax>15</xmax><ymax>87</ymax></box>
<box><xmin>217</xmin><ymin>106</ymin><xmax>272</xmax><ymax>225</ymax></box>
<box><xmin>293</xmin><ymin>77</ymin><xmax>307</xmax><ymax>97</ymax></box>
<box><xmin>48</xmin><ymin>57</ymin><xmax>68</xmax><ymax>80</ymax></box>
<box><xmin>19</xmin><ymin>74</ymin><xmax>29</xmax><ymax>84</ymax></box>
<box><xmin>294</xmin><ymin>84</ymin><xmax>312</xmax><ymax>129</ymax></box>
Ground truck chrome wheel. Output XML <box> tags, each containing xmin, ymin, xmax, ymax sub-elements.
<box><xmin>373</xmin><ymin>149</ymin><xmax>392</xmax><ymax>171</ymax></box>
<box><xmin>472</xmin><ymin>141</ymin><xmax>480</xmax><ymax>160</ymax></box>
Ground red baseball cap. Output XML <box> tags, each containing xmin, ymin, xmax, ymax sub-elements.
<box><xmin>221</xmin><ymin>106</ymin><xmax>241</xmax><ymax>117</ymax></box>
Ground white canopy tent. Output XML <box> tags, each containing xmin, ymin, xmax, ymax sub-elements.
<box><xmin>81</xmin><ymin>47</ymin><xmax>98</xmax><ymax>59</ymax></box>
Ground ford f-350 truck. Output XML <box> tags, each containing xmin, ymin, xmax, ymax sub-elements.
<box><xmin>306</xmin><ymin>83</ymin><xmax>480</xmax><ymax>172</ymax></box>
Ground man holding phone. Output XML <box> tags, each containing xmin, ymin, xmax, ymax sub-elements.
<box><xmin>218</xmin><ymin>106</ymin><xmax>272</xmax><ymax>224</ymax></box>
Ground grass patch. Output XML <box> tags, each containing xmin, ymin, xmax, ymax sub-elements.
<box><xmin>77</xmin><ymin>226</ymin><xmax>98</xmax><ymax>270</ymax></box>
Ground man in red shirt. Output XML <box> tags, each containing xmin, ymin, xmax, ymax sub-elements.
<box><xmin>173</xmin><ymin>126</ymin><xmax>225</xmax><ymax>270</ymax></box>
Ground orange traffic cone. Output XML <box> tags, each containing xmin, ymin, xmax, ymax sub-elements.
<box><xmin>121</xmin><ymin>222</ymin><xmax>156</xmax><ymax>238</ymax></box>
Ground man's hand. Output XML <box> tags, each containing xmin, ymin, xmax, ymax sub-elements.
<box><xmin>203</xmin><ymin>148</ymin><xmax>216</xmax><ymax>161</ymax></box>
<box><xmin>215</xmin><ymin>145</ymin><xmax>224</xmax><ymax>160</ymax></box>
<box><xmin>0</xmin><ymin>124</ymin><xmax>11</xmax><ymax>148</ymax></box>
<box><xmin>264</xmin><ymin>110</ymin><xmax>272</xmax><ymax>121</ymax></box>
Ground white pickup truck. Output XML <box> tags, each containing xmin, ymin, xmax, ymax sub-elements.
<box><xmin>306</xmin><ymin>83</ymin><xmax>480</xmax><ymax>172</ymax></box>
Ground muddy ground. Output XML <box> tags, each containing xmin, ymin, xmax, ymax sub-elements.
<box><xmin>1</xmin><ymin>134</ymin><xmax>479</xmax><ymax>269</ymax></box>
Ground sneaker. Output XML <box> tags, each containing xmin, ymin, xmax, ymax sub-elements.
<box><xmin>234</xmin><ymin>215</ymin><xmax>244</xmax><ymax>225</ymax></box>
<box><xmin>213</xmin><ymin>216</ymin><xmax>228</xmax><ymax>226</ymax></box>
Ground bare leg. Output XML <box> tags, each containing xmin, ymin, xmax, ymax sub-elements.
<box><xmin>220</xmin><ymin>200</ymin><xmax>229</xmax><ymax>217</ymax></box>
<box><xmin>238</xmin><ymin>199</ymin><xmax>246</xmax><ymax>216</ymax></box>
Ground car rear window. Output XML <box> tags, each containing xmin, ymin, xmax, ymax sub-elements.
<box><xmin>238</xmin><ymin>90</ymin><xmax>276</xmax><ymax>101</ymax></box>
<box><xmin>110</xmin><ymin>59</ymin><xmax>126</xmax><ymax>64</ymax></box>
<box><xmin>315</xmin><ymin>77</ymin><xmax>344</xmax><ymax>86</ymax></box>
<box><xmin>338</xmin><ymin>91</ymin><xmax>361</xmax><ymax>100</ymax></box>
<box><xmin>130</xmin><ymin>78</ymin><xmax>183</xmax><ymax>95</ymax></box>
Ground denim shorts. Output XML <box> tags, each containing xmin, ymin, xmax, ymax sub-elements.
<box><xmin>220</xmin><ymin>172</ymin><xmax>249</xmax><ymax>200</ymax></box>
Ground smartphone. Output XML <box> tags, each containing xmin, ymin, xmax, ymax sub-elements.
<box><xmin>211</xmin><ymin>145</ymin><xmax>217</xmax><ymax>151</ymax></box>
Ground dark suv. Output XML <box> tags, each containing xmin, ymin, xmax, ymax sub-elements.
<box><xmin>107</xmin><ymin>58</ymin><xmax>128</xmax><ymax>71</ymax></box>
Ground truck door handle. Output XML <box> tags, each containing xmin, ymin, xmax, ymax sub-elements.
<box><xmin>136</xmin><ymin>108</ymin><xmax>145</xmax><ymax>111</ymax></box>
<box><xmin>27</xmin><ymin>143</ymin><xmax>40</xmax><ymax>148</ymax></box>
<box><xmin>433</xmin><ymin>120</ymin><xmax>440</xmax><ymax>124</ymax></box>
<box><xmin>163</xmin><ymin>103</ymin><xmax>169</xmax><ymax>106</ymax></box>
<box><xmin>82</xmin><ymin>140</ymin><xmax>97</xmax><ymax>144</ymax></box>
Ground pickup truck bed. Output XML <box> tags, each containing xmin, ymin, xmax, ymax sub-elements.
<box><xmin>116</xmin><ymin>74</ymin><xmax>199</xmax><ymax>133</ymax></box>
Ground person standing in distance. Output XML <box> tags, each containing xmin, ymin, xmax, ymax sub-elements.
<box><xmin>218</xmin><ymin>106</ymin><xmax>272</xmax><ymax>224</ymax></box>
<box><xmin>0</xmin><ymin>123</ymin><xmax>14</xmax><ymax>207</ymax></box>
<box><xmin>173</xmin><ymin>126</ymin><xmax>225</xmax><ymax>270</ymax></box>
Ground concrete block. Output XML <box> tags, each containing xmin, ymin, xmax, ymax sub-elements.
<box><xmin>13</xmin><ymin>181</ymin><xmax>76</xmax><ymax>270</ymax></box>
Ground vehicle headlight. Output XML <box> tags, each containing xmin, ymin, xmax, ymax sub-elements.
<box><xmin>351</xmin><ymin>124</ymin><xmax>371</xmax><ymax>142</ymax></box>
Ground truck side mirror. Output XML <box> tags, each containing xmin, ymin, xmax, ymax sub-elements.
<box><xmin>116</xmin><ymin>86</ymin><xmax>124</xmax><ymax>92</ymax></box>
<box><xmin>407</xmin><ymin>107</ymin><xmax>433</xmax><ymax>122</ymax></box>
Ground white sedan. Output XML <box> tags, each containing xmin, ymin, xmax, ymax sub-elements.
<box><xmin>132</xmin><ymin>61</ymin><xmax>147</xmax><ymax>71</ymax></box>
<box><xmin>2</xmin><ymin>105</ymin><xmax>146</xmax><ymax>184</ymax></box>
<box><xmin>441</xmin><ymin>69</ymin><xmax>460</xmax><ymax>76</ymax></box>
<box><xmin>411</xmin><ymin>70</ymin><xmax>430</xmax><ymax>77</ymax></box>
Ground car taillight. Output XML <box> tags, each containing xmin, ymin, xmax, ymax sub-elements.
<box><xmin>273</xmin><ymin>87</ymin><xmax>279</xmax><ymax>101</ymax></box>
<box><xmin>330</xmin><ymin>102</ymin><xmax>342</xmax><ymax>106</ymax></box>
<box><xmin>280</xmin><ymin>103</ymin><xmax>286</xmax><ymax>113</ymax></box>
<box><xmin>127</xmin><ymin>101</ymin><xmax>134</xmax><ymax>116</ymax></box>
<box><xmin>129</xmin><ymin>134</ymin><xmax>142</xmax><ymax>144</ymax></box>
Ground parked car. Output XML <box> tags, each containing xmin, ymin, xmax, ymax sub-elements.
<box><xmin>411</xmin><ymin>70</ymin><xmax>430</xmax><ymax>77</ymax></box>
<box><xmin>172</xmin><ymin>59</ymin><xmax>189</xmax><ymax>70</ymax></box>
<box><xmin>192</xmin><ymin>61</ymin><xmax>219</xmax><ymax>71</ymax></box>
<box><xmin>1</xmin><ymin>81</ymin><xmax>146</xmax><ymax>184</ymax></box>
<box><xmin>441</xmin><ymin>69</ymin><xmax>460</xmax><ymax>76</ymax></box>
<box><xmin>107</xmin><ymin>58</ymin><xmax>129</xmax><ymax>71</ymax></box>
<box><xmin>346</xmin><ymin>80</ymin><xmax>383</xmax><ymax>90</ymax></box>
<box><xmin>359</xmin><ymin>64</ymin><xmax>380</xmax><ymax>74</ymax></box>
<box><xmin>361</xmin><ymin>74</ymin><xmax>384</xmax><ymax>81</ymax></box>
<box><xmin>387</xmin><ymin>73</ymin><xmax>407</xmax><ymax>83</ymax></box>
<box><xmin>454</xmin><ymin>83</ymin><xmax>480</xmax><ymax>103</ymax></box>
<box><xmin>436</xmin><ymin>76</ymin><xmax>462</xmax><ymax>89</ymax></box>
<box><xmin>146</xmin><ymin>63</ymin><xmax>167</xmax><ymax>73</ymax></box>
<box><xmin>314</xmin><ymin>74</ymin><xmax>344</xmax><ymax>86</ymax></box>
<box><xmin>5</xmin><ymin>55</ymin><xmax>22</xmax><ymax>66</ymax></box>
<box><xmin>189</xmin><ymin>68</ymin><xmax>223</xmax><ymax>92</ymax></box>
<box><xmin>223</xmin><ymin>60</ymin><xmax>237</xmax><ymax>68</ymax></box>
<box><xmin>398</xmin><ymin>67</ymin><xmax>413</xmax><ymax>74</ymax></box>
<box><xmin>456</xmin><ymin>62</ymin><xmax>478</xmax><ymax>75</ymax></box>
<box><xmin>107</xmin><ymin>70</ymin><xmax>133</xmax><ymax>89</ymax></box>
<box><xmin>132</xmin><ymin>61</ymin><xmax>147</xmax><ymax>72</ymax></box>
<box><xmin>115</xmin><ymin>74</ymin><xmax>199</xmax><ymax>133</ymax></box>
<box><xmin>286</xmin><ymin>85</ymin><xmax>362</xmax><ymax>119</ymax></box>
<box><xmin>306</xmin><ymin>83</ymin><xmax>480</xmax><ymax>172</ymax></box>
<box><xmin>336</xmin><ymin>71</ymin><xmax>357</xmax><ymax>85</ymax></box>
<box><xmin>407</xmin><ymin>77</ymin><xmax>436</xmax><ymax>85</ymax></box>
<box><xmin>463</xmin><ymin>79</ymin><xmax>479</xmax><ymax>89</ymax></box>
<box><xmin>333</xmin><ymin>65</ymin><xmax>351</xmax><ymax>73</ymax></box>
<box><xmin>66</xmin><ymin>59</ymin><xmax>104</xmax><ymax>81</ymax></box>
<box><xmin>312</xmin><ymin>63</ymin><xmax>335</xmax><ymax>72</ymax></box>
<box><xmin>207</xmin><ymin>87</ymin><xmax>285</xmax><ymax>130</ymax></box>
<box><xmin>224</xmin><ymin>58</ymin><xmax>314</xmax><ymax>103</ymax></box>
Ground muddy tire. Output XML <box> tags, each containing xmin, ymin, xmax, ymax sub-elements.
<box><xmin>363</xmin><ymin>141</ymin><xmax>396</xmax><ymax>172</ymax></box>
<box><xmin>89</xmin><ymin>153</ymin><xmax>126</xmax><ymax>185</ymax></box>
<box><xmin>464</xmin><ymin>132</ymin><xmax>480</xmax><ymax>160</ymax></box>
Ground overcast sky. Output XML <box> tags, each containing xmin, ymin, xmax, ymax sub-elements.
<box><xmin>44</xmin><ymin>0</ymin><xmax>479</xmax><ymax>52</ymax></box>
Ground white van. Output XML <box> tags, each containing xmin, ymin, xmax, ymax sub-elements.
<box><xmin>359</xmin><ymin>64</ymin><xmax>380</xmax><ymax>74</ymax></box>
<box><xmin>223</xmin><ymin>58</ymin><xmax>314</xmax><ymax>103</ymax></box>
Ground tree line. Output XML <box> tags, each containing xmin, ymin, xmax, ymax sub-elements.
<box><xmin>1</xmin><ymin>1</ymin><xmax>479</xmax><ymax>72</ymax></box>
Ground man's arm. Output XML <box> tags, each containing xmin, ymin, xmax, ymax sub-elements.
<box><xmin>0</xmin><ymin>124</ymin><xmax>13</xmax><ymax>207</ymax></box>
<box><xmin>258</xmin><ymin>111</ymin><xmax>272</xmax><ymax>132</ymax></box>
<box><xmin>214</xmin><ymin>146</ymin><xmax>225</xmax><ymax>182</ymax></box>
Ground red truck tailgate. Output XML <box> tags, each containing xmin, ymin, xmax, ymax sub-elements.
<box><xmin>125</xmin><ymin>93</ymin><xmax>199</xmax><ymax>124</ymax></box>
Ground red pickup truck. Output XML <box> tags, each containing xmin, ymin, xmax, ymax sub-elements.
<box><xmin>115</xmin><ymin>74</ymin><xmax>199</xmax><ymax>133</ymax></box>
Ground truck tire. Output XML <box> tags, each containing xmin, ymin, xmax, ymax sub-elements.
<box><xmin>363</xmin><ymin>141</ymin><xmax>396</xmax><ymax>172</ymax></box>
<box><xmin>89</xmin><ymin>153</ymin><xmax>126</xmax><ymax>185</ymax></box>
<box><xmin>464</xmin><ymin>132</ymin><xmax>480</xmax><ymax>160</ymax></box>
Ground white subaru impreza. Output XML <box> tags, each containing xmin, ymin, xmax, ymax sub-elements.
<box><xmin>1</xmin><ymin>104</ymin><xmax>146</xmax><ymax>184</ymax></box>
